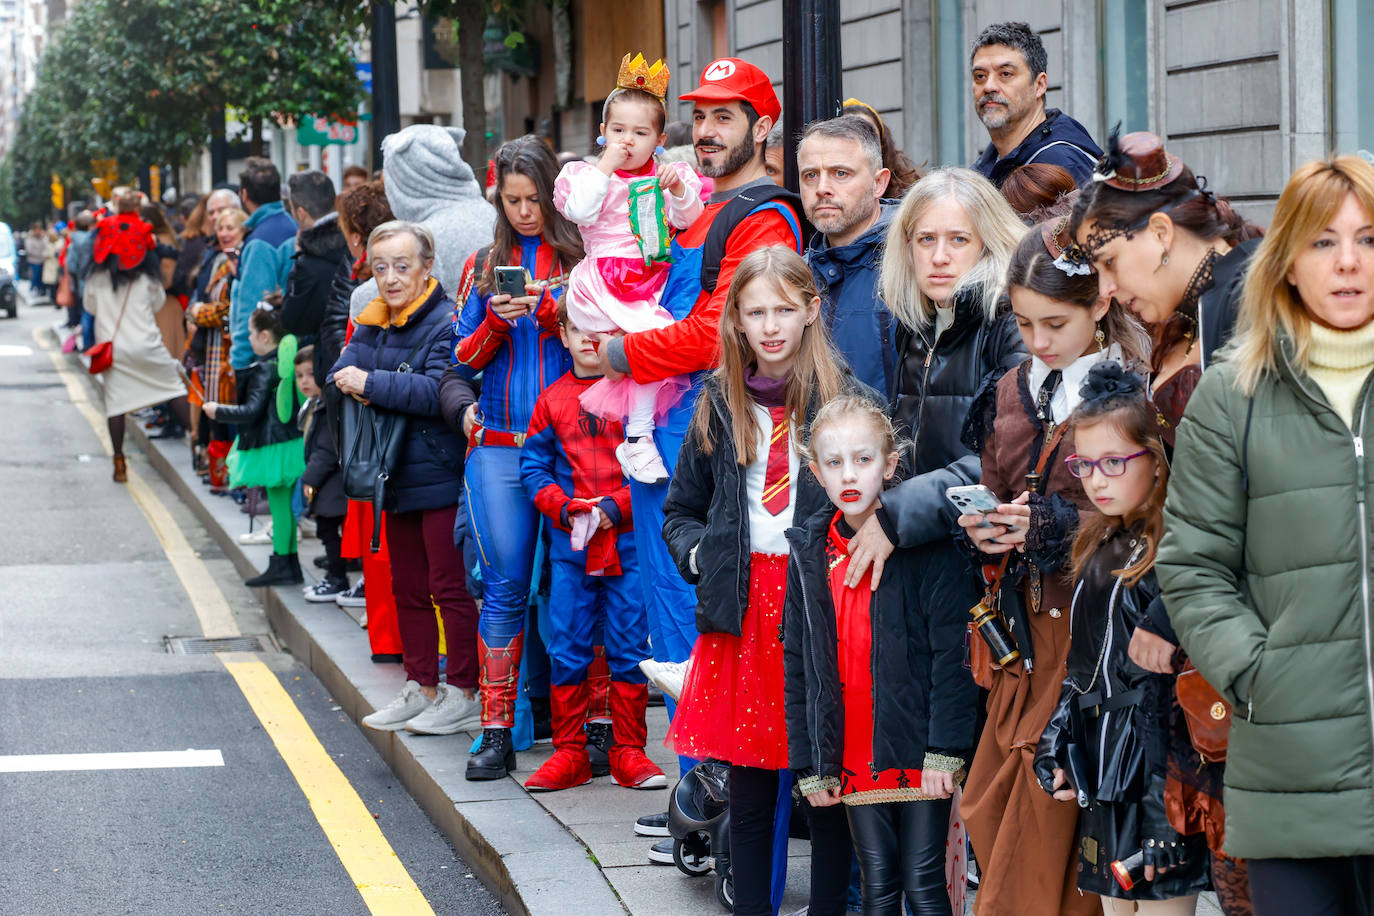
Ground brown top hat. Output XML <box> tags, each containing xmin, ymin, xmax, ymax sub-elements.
<box><xmin>1040</xmin><ymin>211</ymin><xmax>1092</xmax><ymax>276</ymax></box>
<box><xmin>1097</xmin><ymin>131</ymin><xmax>1184</xmax><ymax>192</ymax></box>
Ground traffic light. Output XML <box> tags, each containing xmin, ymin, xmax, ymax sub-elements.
<box><xmin>50</xmin><ymin>174</ymin><xmax>64</xmax><ymax>211</ymax></box>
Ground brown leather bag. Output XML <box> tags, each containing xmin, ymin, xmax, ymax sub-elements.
<box><xmin>1176</xmin><ymin>666</ymin><xmax>1231</xmax><ymax>762</ymax></box>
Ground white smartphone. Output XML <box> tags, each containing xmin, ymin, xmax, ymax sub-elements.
<box><xmin>946</xmin><ymin>484</ymin><xmax>1003</xmax><ymax>528</ymax></box>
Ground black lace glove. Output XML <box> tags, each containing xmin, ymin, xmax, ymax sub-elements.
<box><xmin>1023</xmin><ymin>490</ymin><xmax>1080</xmax><ymax>575</ymax></box>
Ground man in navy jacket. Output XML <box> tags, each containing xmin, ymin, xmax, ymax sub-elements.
<box><xmin>969</xmin><ymin>21</ymin><xmax>1102</xmax><ymax>187</ymax></box>
<box><xmin>798</xmin><ymin>115</ymin><xmax>899</xmax><ymax>397</ymax></box>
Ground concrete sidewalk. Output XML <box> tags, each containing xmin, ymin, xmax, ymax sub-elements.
<box><xmin>113</xmin><ymin>373</ymin><xmax>817</xmax><ymax>916</ymax></box>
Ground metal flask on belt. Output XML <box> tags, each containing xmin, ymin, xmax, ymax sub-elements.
<box><xmin>968</xmin><ymin>597</ymin><xmax>1020</xmax><ymax>667</ymax></box>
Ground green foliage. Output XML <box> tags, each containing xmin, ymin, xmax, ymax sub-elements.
<box><xmin>0</xmin><ymin>0</ymin><xmax>365</xmax><ymax>225</ymax></box>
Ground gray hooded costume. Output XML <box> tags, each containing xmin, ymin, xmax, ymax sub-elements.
<box><xmin>351</xmin><ymin>125</ymin><xmax>497</xmax><ymax>317</ymax></box>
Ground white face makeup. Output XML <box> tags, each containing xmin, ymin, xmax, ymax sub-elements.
<box><xmin>809</xmin><ymin>420</ymin><xmax>899</xmax><ymax>528</ymax></box>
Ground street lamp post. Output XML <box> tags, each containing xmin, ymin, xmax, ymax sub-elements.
<box><xmin>781</xmin><ymin>0</ymin><xmax>842</xmax><ymax>192</ymax></box>
<box><xmin>370</xmin><ymin>1</ymin><xmax>402</xmax><ymax>169</ymax></box>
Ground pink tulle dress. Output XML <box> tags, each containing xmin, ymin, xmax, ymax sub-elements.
<box><xmin>553</xmin><ymin>159</ymin><xmax>703</xmax><ymax>429</ymax></box>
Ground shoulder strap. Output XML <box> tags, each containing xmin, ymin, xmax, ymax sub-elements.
<box><xmin>110</xmin><ymin>280</ymin><xmax>136</xmax><ymax>339</ymax></box>
<box><xmin>984</xmin><ymin>422</ymin><xmax>1070</xmax><ymax>594</ymax></box>
<box><xmin>700</xmin><ymin>186</ymin><xmax>809</xmax><ymax>294</ymax></box>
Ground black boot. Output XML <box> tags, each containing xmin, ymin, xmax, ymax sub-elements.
<box><xmin>586</xmin><ymin>721</ymin><xmax>613</xmax><ymax>777</ymax></box>
<box><xmin>466</xmin><ymin>726</ymin><xmax>516</xmax><ymax>780</ymax></box>
<box><xmin>530</xmin><ymin>694</ymin><xmax>552</xmax><ymax>743</ymax></box>
<box><xmin>245</xmin><ymin>553</ymin><xmax>304</xmax><ymax>587</ymax></box>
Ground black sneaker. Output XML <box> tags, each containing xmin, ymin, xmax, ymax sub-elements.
<box><xmin>303</xmin><ymin>576</ymin><xmax>349</xmax><ymax>602</ymax></box>
<box><xmin>466</xmin><ymin>727</ymin><xmax>516</xmax><ymax>780</ymax></box>
<box><xmin>647</xmin><ymin>837</ymin><xmax>675</xmax><ymax>864</ymax></box>
<box><xmin>635</xmin><ymin>811</ymin><xmax>670</xmax><ymax>837</ymax></box>
<box><xmin>586</xmin><ymin>722</ymin><xmax>612</xmax><ymax>777</ymax></box>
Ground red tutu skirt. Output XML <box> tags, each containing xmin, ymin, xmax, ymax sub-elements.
<box><xmin>668</xmin><ymin>553</ymin><xmax>789</xmax><ymax>769</ymax></box>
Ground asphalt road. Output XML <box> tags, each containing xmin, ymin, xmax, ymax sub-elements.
<box><xmin>0</xmin><ymin>295</ymin><xmax>503</xmax><ymax>916</ymax></box>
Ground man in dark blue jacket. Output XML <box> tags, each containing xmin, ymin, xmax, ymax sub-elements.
<box><xmin>798</xmin><ymin>115</ymin><xmax>899</xmax><ymax>396</ymax></box>
<box><xmin>969</xmin><ymin>21</ymin><xmax>1102</xmax><ymax>187</ymax></box>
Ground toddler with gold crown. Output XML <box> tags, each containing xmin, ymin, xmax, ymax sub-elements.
<box><xmin>553</xmin><ymin>53</ymin><xmax>704</xmax><ymax>485</ymax></box>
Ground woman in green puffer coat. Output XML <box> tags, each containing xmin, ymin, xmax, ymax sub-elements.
<box><xmin>1158</xmin><ymin>154</ymin><xmax>1374</xmax><ymax>914</ymax></box>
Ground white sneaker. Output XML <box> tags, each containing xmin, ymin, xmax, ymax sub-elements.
<box><xmin>362</xmin><ymin>680</ymin><xmax>431</xmax><ymax>731</ymax></box>
<box><xmin>404</xmin><ymin>683</ymin><xmax>482</xmax><ymax>735</ymax></box>
<box><xmin>335</xmin><ymin>576</ymin><xmax>366</xmax><ymax>607</ymax></box>
<box><xmin>616</xmin><ymin>439</ymin><xmax>669</xmax><ymax>485</ymax></box>
<box><xmin>237</xmin><ymin>524</ymin><xmax>273</xmax><ymax>545</ymax></box>
<box><xmin>638</xmin><ymin>659</ymin><xmax>689</xmax><ymax>703</ymax></box>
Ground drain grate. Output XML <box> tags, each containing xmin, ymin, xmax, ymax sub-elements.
<box><xmin>164</xmin><ymin>634</ymin><xmax>278</xmax><ymax>655</ymax></box>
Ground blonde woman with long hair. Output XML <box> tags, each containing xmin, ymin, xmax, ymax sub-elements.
<box><xmin>1159</xmin><ymin>155</ymin><xmax>1374</xmax><ymax>914</ymax></box>
<box><xmin>842</xmin><ymin>167</ymin><xmax>1026</xmax><ymax>588</ymax></box>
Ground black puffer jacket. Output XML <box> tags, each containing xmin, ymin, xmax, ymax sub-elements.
<box><xmin>215</xmin><ymin>351</ymin><xmax>302</xmax><ymax>450</ymax></box>
<box><xmin>283</xmin><ymin>219</ymin><xmax>352</xmax><ymax>387</ymax></box>
<box><xmin>300</xmin><ymin>398</ymin><xmax>346</xmax><ymax>518</ymax></box>
<box><xmin>784</xmin><ymin>505</ymin><xmax>978</xmax><ymax>783</ymax></box>
<box><xmin>662</xmin><ymin>375</ymin><xmax>865</xmax><ymax>636</ymax></box>
<box><xmin>879</xmin><ymin>288</ymin><xmax>1025</xmax><ymax>548</ymax></box>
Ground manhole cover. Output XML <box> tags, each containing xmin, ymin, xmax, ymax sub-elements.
<box><xmin>164</xmin><ymin>634</ymin><xmax>278</xmax><ymax>655</ymax></box>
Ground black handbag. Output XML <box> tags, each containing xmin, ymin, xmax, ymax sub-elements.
<box><xmin>336</xmin><ymin>330</ymin><xmax>433</xmax><ymax>551</ymax></box>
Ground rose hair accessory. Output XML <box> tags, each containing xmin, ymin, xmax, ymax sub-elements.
<box><xmin>1077</xmin><ymin>360</ymin><xmax>1149</xmax><ymax>408</ymax></box>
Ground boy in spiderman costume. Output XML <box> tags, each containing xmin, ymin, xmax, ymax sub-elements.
<box><xmin>518</xmin><ymin>301</ymin><xmax>665</xmax><ymax>792</ymax></box>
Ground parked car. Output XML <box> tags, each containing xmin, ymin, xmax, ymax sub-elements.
<box><xmin>0</xmin><ymin>223</ymin><xmax>17</xmax><ymax>318</ymax></box>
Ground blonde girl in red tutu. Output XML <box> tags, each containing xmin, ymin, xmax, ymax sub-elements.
<box><xmin>662</xmin><ymin>245</ymin><xmax>862</xmax><ymax>916</ymax></box>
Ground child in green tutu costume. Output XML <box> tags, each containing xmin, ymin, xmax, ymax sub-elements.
<box><xmin>204</xmin><ymin>299</ymin><xmax>306</xmax><ymax>586</ymax></box>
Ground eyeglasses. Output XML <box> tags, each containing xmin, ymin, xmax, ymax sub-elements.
<box><xmin>370</xmin><ymin>259</ymin><xmax>414</xmax><ymax>276</ymax></box>
<box><xmin>1064</xmin><ymin>450</ymin><xmax>1150</xmax><ymax>478</ymax></box>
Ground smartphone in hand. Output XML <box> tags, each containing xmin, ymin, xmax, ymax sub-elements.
<box><xmin>495</xmin><ymin>265</ymin><xmax>530</xmax><ymax>300</ymax></box>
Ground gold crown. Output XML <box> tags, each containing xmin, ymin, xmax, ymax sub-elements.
<box><xmin>616</xmin><ymin>53</ymin><xmax>670</xmax><ymax>99</ymax></box>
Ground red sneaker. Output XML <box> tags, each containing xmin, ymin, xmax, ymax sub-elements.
<box><xmin>609</xmin><ymin>746</ymin><xmax>666</xmax><ymax>789</ymax></box>
<box><xmin>525</xmin><ymin>747</ymin><xmax>593</xmax><ymax>792</ymax></box>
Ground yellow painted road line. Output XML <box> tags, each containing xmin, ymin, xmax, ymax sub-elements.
<box><xmin>38</xmin><ymin>328</ymin><xmax>436</xmax><ymax>915</ymax></box>
<box><xmin>35</xmin><ymin>326</ymin><xmax>239</xmax><ymax>637</ymax></box>
<box><xmin>221</xmin><ymin>654</ymin><xmax>437</xmax><ymax>915</ymax></box>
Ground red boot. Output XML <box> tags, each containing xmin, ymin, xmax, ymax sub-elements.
<box><xmin>525</xmin><ymin>682</ymin><xmax>594</xmax><ymax>792</ymax></box>
<box><xmin>608</xmin><ymin>681</ymin><xmax>666</xmax><ymax>789</ymax></box>
<box><xmin>479</xmin><ymin>632</ymin><xmax>524</xmax><ymax>728</ymax></box>
<box><xmin>207</xmin><ymin>440</ymin><xmax>230</xmax><ymax>493</ymax></box>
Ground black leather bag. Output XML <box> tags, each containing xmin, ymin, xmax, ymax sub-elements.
<box><xmin>336</xmin><ymin>333</ymin><xmax>432</xmax><ymax>551</ymax></box>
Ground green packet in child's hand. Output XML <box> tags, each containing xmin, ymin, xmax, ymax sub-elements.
<box><xmin>627</xmin><ymin>176</ymin><xmax>671</xmax><ymax>264</ymax></box>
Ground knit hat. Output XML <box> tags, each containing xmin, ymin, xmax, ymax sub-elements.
<box><xmin>93</xmin><ymin>213</ymin><xmax>155</xmax><ymax>270</ymax></box>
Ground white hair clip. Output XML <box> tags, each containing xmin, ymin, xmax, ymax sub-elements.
<box><xmin>1052</xmin><ymin>253</ymin><xmax>1092</xmax><ymax>277</ymax></box>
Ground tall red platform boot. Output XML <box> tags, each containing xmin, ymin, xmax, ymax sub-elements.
<box><xmin>608</xmin><ymin>681</ymin><xmax>666</xmax><ymax>789</ymax></box>
<box><xmin>525</xmin><ymin>682</ymin><xmax>593</xmax><ymax>792</ymax></box>
<box><xmin>585</xmin><ymin>646</ymin><xmax>613</xmax><ymax>777</ymax></box>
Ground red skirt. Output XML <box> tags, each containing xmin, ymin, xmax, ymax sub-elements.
<box><xmin>668</xmin><ymin>553</ymin><xmax>789</xmax><ymax>770</ymax></box>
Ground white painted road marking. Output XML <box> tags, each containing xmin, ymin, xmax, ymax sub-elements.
<box><xmin>0</xmin><ymin>344</ymin><xmax>34</xmax><ymax>356</ymax></box>
<box><xmin>0</xmin><ymin>749</ymin><xmax>225</xmax><ymax>773</ymax></box>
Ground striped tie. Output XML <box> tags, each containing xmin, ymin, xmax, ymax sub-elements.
<box><xmin>762</xmin><ymin>405</ymin><xmax>790</xmax><ymax>516</ymax></box>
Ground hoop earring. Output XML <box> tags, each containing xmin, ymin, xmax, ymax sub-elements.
<box><xmin>1095</xmin><ymin>325</ymin><xmax>1106</xmax><ymax>350</ymax></box>
<box><xmin>1155</xmin><ymin>248</ymin><xmax>1170</xmax><ymax>273</ymax></box>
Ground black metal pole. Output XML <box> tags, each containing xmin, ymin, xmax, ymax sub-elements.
<box><xmin>370</xmin><ymin>2</ymin><xmax>402</xmax><ymax>170</ymax></box>
<box><xmin>210</xmin><ymin>106</ymin><xmax>228</xmax><ymax>187</ymax></box>
<box><xmin>781</xmin><ymin>0</ymin><xmax>842</xmax><ymax>192</ymax></box>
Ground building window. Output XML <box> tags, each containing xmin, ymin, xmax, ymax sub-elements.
<box><xmin>932</xmin><ymin>0</ymin><xmax>964</xmax><ymax>166</ymax></box>
<box><xmin>1332</xmin><ymin>0</ymin><xmax>1374</xmax><ymax>152</ymax></box>
<box><xmin>1099</xmin><ymin>0</ymin><xmax>1147</xmax><ymax>134</ymax></box>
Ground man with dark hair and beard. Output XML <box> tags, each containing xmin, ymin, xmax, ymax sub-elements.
<box><xmin>798</xmin><ymin>114</ymin><xmax>899</xmax><ymax>396</ymax></box>
<box><xmin>969</xmin><ymin>21</ymin><xmax>1101</xmax><ymax>188</ymax></box>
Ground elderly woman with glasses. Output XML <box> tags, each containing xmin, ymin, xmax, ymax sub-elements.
<box><xmin>329</xmin><ymin>220</ymin><xmax>480</xmax><ymax>737</ymax></box>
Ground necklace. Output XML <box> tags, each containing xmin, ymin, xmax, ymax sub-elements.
<box><xmin>1175</xmin><ymin>248</ymin><xmax>1221</xmax><ymax>353</ymax></box>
